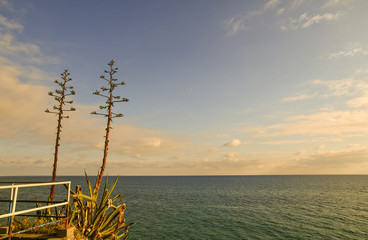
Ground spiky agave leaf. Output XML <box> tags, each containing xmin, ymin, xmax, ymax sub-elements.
<box><xmin>98</xmin><ymin>176</ymin><xmax>119</xmax><ymax>211</ymax></box>
<box><xmin>84</xmin><ymin>171</ymin><xmax>93</xmax><ymax>198</ymax></box>
<box><xmin>99</xmin><ymin>204</ymin><xmax>125</xmax><ymax>232</ymax></box>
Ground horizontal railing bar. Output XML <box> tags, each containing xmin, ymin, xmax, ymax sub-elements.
<box><xmin>0</xmin><ymin>181</ymin><xmax>70</xmax><ymax>190</ymax></box>
<box><xmin>0</xmin><ymin>200</ymin><xmax>66</xmax><ymax>203</ymax></box>
<box><xmin>0</xmin><ymin>202</ymin><xmax>68</xmax><ymax>219</ymax></box>
<box><xmin>0</xmin><ymin>181</ymin><xmax>67</xmax><ymax>184</ymax></box>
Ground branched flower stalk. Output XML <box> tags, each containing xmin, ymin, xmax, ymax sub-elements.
<box><xmin>45</xmin><ymin>70</ymin><xmax>76</xmax><ymax>201</ymax></box>
<box><xmin>91</xmin><ymin>60</ymin><xmax>128</xmax><ymax>194</ymax></box>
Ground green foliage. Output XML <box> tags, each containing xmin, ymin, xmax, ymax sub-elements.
<box><xmin>69</xmin><ymin>173</ymin><xmax>134</xmax><ymax>240</ymax></box>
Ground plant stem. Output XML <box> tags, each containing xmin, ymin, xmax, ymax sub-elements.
<box><xmin>49</xmin><ymin>77</ymin><xmax>66</xmax><ymax>201</ymax></box>
<box><xmin>94</xmin><ymin>63</ymin><xmax>113</xmax><ymax>193</ymax></box>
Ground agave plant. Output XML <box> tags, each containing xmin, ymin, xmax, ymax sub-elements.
<box><xmin>69</xmin><ymin>173</ymin><xmax>134</xmax><ymax>239</ymax></box>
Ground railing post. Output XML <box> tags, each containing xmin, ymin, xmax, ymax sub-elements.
<box><xmin>7</xmin><ymin>183</ymin><xmax>14</xmax><ymax>226</ymax></box>
<box><xmin>65</xmin><ymin>182</ymin><xmax>71</xmax><ymax>230</ymax></box>
<box><xmin>7</xmin><ymin>186</ymin><xmax>18</xmax><ymax>240</ymax></box>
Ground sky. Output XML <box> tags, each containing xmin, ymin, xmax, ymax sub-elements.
<box><xmin>1</xmin><ymin>0</ymin><xmax>368</xmax><ymax>176</ymax></box>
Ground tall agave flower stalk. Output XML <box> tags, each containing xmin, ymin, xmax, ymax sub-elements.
<box><xmin>45</xmin><ymin>69</ymin><xmax>76</xmax><ymax>201</ymax></box>
<box><xmin>91</xmin><ymin>60</ymin><xmax>128</xmax><ymax>194</ymax></box>
<box><xmin>68</xmin><ymin>60</ymin><xmax>133</xmax><ymax>239</ymax></box>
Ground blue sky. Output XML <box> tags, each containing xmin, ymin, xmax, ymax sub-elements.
<box><xmin>1</xmin><ymin>0</ymin><xmax>368</xmax><ymax>175</ymax></box>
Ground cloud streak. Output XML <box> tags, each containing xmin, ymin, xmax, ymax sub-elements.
<box><xmin>283</xmin><ymin>75</ymin><xmax>368</xmax><ymax>107</ymax></box>
<box><xmin>224</xmin><ymin>16</ymin><xmax>247</xmax><ymax>36</ymax></box>
<box><xmin>328</xmin><ymin>47</ymin><xmax>368</xmax><ymax>59</ymax></box>
<box><xmin>282</xmin><ymin>93</ymin><xmax>316</xmax><ymax>102</ymax></box>
<box><xmin>247</xmin><ymin>110</ymin><xmax>368</xmax><ymax>138</ymax></box>
<box><xmin>281</xmin><ymin>12</ymin><xmax>343</xmax><ymax>30</ymax></box>
<box><xmin>0</xmin><ymin>15</ymin><xmax>23</xmax><ymax>31</ymax></box>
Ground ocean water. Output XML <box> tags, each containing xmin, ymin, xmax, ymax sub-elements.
<box><xmin>1</xmin><ymin>175</ymin><xmax>368</xmax><ymax>239</ymax></box>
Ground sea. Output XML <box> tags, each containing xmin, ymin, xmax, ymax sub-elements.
<box><xmin>1</xmin><ymin>175</ymin><xmax>368</xmax><ymax>239</ymax></box>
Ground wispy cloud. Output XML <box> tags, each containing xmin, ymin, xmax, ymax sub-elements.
<box><xmin>0</xmin><ymin>15</ymin><xmax>23</xmax><ymax>31</ymax></box>
<box><xmin>281</xmin><ymin>12</ymin><xmax>343</xmax><ymax>30</ymax></box>
<box><xmin>224</xmin><ymin>16</ymin><xmax>247</xmax><ymax>36</ymax></box>
<box><xmin>328</xmin><ymin>47</ymin><xmax>368</xmax><ymax>59</ymax></box>
<box><xmin>312</xmin><ymin>78</ymin><xmax>355</xmax><ymax>97</ymax></box>
<box><xmin>282</xmin><ymin>93</ymin><xmax>316</xmax><ymax>102</ymax></box>
<box><xmin>0</xmin><ymin>15</ymin><xmax>60</xmax><ymax>64</ymax></box>
<box><xmin>247</xmin><ymin>110</ymin><xmax>368</xmax><ymax>138</ymax></box>
<box><xmin>283</xmin><ymin>76</ymin><xmax>368</xmax><ymax>104</ymax></box>
<box><xmin>224</xmin><ymin>0</ymin><xmax>281</xmax><ymax>36</ymax></box>
<box><xmin>293</xmin><ymin>145</ymin><xmax>368</xmax><ymax>171</ymax></box>
<box><xmin>224</xmin><ymin>0</ymin><xmax>352</xmax><ymax>35</ymax></box>
<box><xmin>346</xmin><ymin>97</ymin><xmax>368</xmax><ymax>108</ymax></box>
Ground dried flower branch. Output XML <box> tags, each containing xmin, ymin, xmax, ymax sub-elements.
<box><xmin>46</xmin><ymin>69</ymin><xmax>76</xmax><ymax>201</ymax></box>
<box><xmin>91</xmin><ymin>60</ymin><xmax>128</xmax><ymax>193</ymax></box>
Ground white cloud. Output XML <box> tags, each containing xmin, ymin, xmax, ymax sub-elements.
<box><xmin>248</xmin><ymin>110</ymin><xmax>368</xmax><ymax>138</ymax></box>
<box><xmin>224</xmin><ymin>0</ymin><xmax>283</xmax><ymax>36</ymax></box>
<box><xmin>0</xmin><ymin>33</ymin><xmax>40</xmax><ymax>54</ymax></box>
<box><xmin>282</xmin><ymin>77</ymin><xmax>367</xmax><ymax>103</ymax></box>
<box><xmin>303</xmin><ymin>12</ymin><xmax>342</xmax><ymax>28</ymax></box>
<box><xmin>277</xmin><ymin>8</ymin><xmax>285</xmax><ymax>15</ymax></box>
<box><xmin>282</xmin><ymin>93</ymin><xmax>316</xmax><ymax>102</ymax></box>
<box><xmin>0</xmin><ymin>15</ymin><xmax>23</xmax><ymax>31</ymax></box>
<box><xmin>282</xmin><ymin>12</ymin><xmax>343</xmax><ymax>30</ymax></box>
<box><xmin>312</xmin><ymin>78</ymin><xmax>354</xmax><ymax>97</ymax></box>
<box><xmin>223</xmin><ymin>139</ymin><xmax>246</xmax><ymax>147</ymax></box>
<box><xmin>311</xmin><ymin>78</ymin><xmax>368</xmax><ymax>108</ymax></box>
<box><xmin>0</xmin><ymin>57</ymin><xmax>55</xmax><ymax>143</ymax></box>
<box><xmin>224</xmin><ymin>16</ymin><xmax>247</xmax><ymax>36</ymax></box>
<box><xmin>346</xmin><ymin>97</ymin><xmax>368</xmax><ymax>108</ymax></box>
<box><xmin>328</xmin><ymin>48</ymin><xmax>368</xmax><ymax>59</ymax></box>
<box><xmin>0</xmin><ymin>14</ymin><xmax>60</xmax><ymax>65</ymax></box>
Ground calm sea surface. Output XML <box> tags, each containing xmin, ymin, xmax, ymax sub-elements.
<box><xmin>1</xmin><ymin>175</ymin><xmax>368</xmax><ymax>239</ymax></box>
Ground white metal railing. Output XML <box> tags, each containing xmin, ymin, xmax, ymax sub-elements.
<box><xmin>0</xmin><ymin>181</ymin><xmax>70</xmax><ymax>219</ymax></box>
